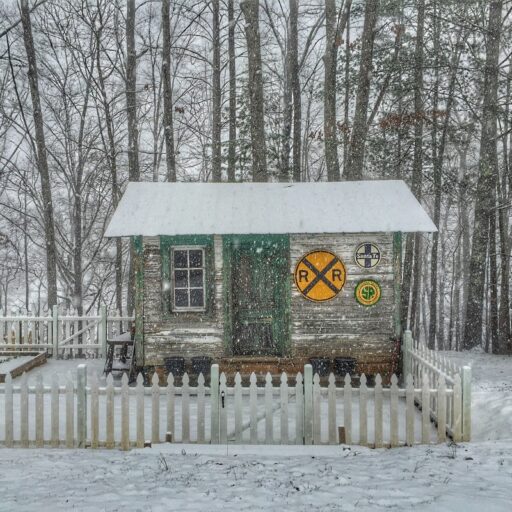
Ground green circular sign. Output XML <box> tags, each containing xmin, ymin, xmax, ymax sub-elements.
<box><xmin>354</xmin><ymin>279</ymin><xmax>381</xmax><ymax>306</ymax></box>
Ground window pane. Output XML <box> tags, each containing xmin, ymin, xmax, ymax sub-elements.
<box><xmin>175</xmin><ymin>289</ymin><xmax>189</xmax><ymax>308</ymax></box>
<box><xmin>174</xmin><ymin>270</ymin><xmax>188</xmax><ymax>288</ymax></box>
<box><xmin>174</xmin><ymin>250</ymin><xmax>188</xmax><ymax>268</ymax></box>
<box><xmin>189</xmin><ymin>269</ymin><xmax>203</xmax><ymax>288</ymax></box>
<box><xmin>189</xmin><ymin>250</ymin><xmax>203</xmax><ymax>268</ymax></box>
<box><xmin>190</xmin><ymin>289</ymin><xmax>204</xmax><ymax>308</ymax></box>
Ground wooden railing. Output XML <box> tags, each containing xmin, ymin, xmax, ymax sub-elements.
<box><xmin>0</xmin><ymin>308</ymin><xmax>134</xmax><ymax>358</ymax></box>
<box><xmin>402</xmin><ymin>330</ymin><xmax>471</xmax><ymax>442</ymax></box>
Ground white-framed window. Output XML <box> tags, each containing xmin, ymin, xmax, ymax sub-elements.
<box><xmin>171</xmin><ymin>246</ymin><xmax>206</xmax><ymax>311</ymax></box>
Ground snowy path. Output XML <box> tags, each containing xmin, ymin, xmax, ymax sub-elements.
<box><xmin>0</xmin><ymin>442</ymin><xmax>511</xmax><ymax>511</ymax></box>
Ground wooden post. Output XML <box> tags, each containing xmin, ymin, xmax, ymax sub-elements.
<box><xmin>197</xmin><ymin>373</ymin><xmax>206</xmax><ymax>443</ymax></box>
<box><xmin>35</xmin><ymin>373</ymin><xmax>44</xmax><ymax>448</ymax></box>
<box><xmin>264</xmin><ymin>372</ymin><xmax>273</xmax><ymax>444</ymax></box>
<box><xmin>66</xmin><ymin>373</ymin><xmax>74</xmax><ymax>448</ymax></box>
<box><xmin>234</xmin><ymin>372</ymin><xmax>243</xmax><ymax>444</ymax></box>
<box><xmin>136</xmin><ymin>373</ymin><xmax>145</xmax><ymax>448</ymax></box>
<box><xmin>327</xmin><ymin>373</ymin><xmax>336</xmax><ymax>444</ymax></box>
<box><xmin>249</xmin><ymin>372</ymin><xmax>258</xmax><ymax>444</ymax></box>
<box><xmin>359</xmin><ymin>374</ymin><xmax>368</xmax><ymax>446</ymax></box>
<box><xmin>51</xmin><ymin>373</ymin><xmax>59</xmax><ymax>447</ymax></box>
<box><xmin>134</xmin><ymin>236</ymin><xmax>144</xmax><ymax>367</ymax></box>
<box><xmin>390</xmin><ymin>374</ymin><xmax>399</xmax><ymax>447</ymax></box>
<box><xmin>343</xmin><ymin>374</ymin><xmax>352</xmax><ymax>445</ymax></box>
<box><xmin>402</xmin><ymin>330</ymin><xmax>413</xmax><ymax>380</ymax></box>
<box><xmin>393</xmin><ymin>231</ymin><xmax>402</xmax><ymax>339</ymax></box>
<box><xmin>52</xmin><ymin>305</ymin><xmax>59</xmax><ymax>358</ymax></box>
<box><xmin>453</xmin><ymin>374</ymin><xmax>462</xmax><ymax>442</ymax></box>
<box><xmin>90</xmin><ymin>372</ymin><xmax>99</xmax><ymax>449</ymax></box>
<box><xmin>405</xmin><ymin>374</ymin><xmax>414</xmax><ymax>446</ymax></box>
<box><xmin>304</xmin><ymin>364</ymin><xmax>313</xmax><ymax>445</ymax></box>
<box><xmin>5</xmin><ymin>373</ymin><xmax>13</xmax><ymax>447</ymax></box>
<box><xmin>77</xmin><ymin>364</ymin><xmax>87</xmax><ymax>448</ymax></box>
<box><xmin>182</xmin><ymin>373</ymin><xmax>190</xmax><ymax>443</ymax></box>
<box><xmin>106</xmin><ymin>373</ymin><xmax>114</xmax><ymax>448</ymax></box>
<box><xmin>151</xmin><ymin>372</ymin><xmax>160</xmax><ymax>444</ymax></box>
<box><xmin>462</xmin><ymin>366</ymin><xmax>472</xmax><ymax>442</ymax></box>
<box><xmin>219</xmin><ymin>372</ymin><xmax>228</xmax><ymax>444</ymax></box>
<box><xmin>20</xmin><ymin>373</ymin><xmax>29</xmax><ymax>448</ymax></box>
<box><xmin>121</xmin><ymin>373</ymin><xmax>130</xmax><ymax>450</ymax></box>
<box><xmin>210</xmin><ymin>364</ymin><xmax>220</xmax><ymax>444</ymax></box>
<box><xmin>374</xmin><ymin>374</ymin><xmax>383</xmax><ymax>448</ymax></box>
<box><xmin>421</xmin><ymin>372</ymin><xmax>430</xmax><ymax>444</ymax></box>
<box><xmin>99</xmin><ymin>305</ymin><xmax>107</xmax><ymax>358</ymax></box>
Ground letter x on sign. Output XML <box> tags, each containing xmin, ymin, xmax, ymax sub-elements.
<box><xmin>294</xmin><ymin>250</ymin><xmax>346</xmax><ymax>302</ymax></box>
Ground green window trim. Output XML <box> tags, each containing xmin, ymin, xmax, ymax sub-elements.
<box><xmin>160</xmin><ymin>235</ymin><xmax>214</xmax><ymax>318</ymax></box>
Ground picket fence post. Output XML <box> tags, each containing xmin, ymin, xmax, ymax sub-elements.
<box><xmin>402</xmin><ymin>330</ymin><xmax>412</xmax><ymax>380</ymax></box>
<box><xmin>99</xmin><ymin>305</ymin><xmax>107</xmax><ymax>358</ymax></box>
<box><xmin>52</xmin><ymin>305</ymin><xmax>59</xmax><ymax>357</ymax></box>
<box><xmin>210</xmin><ymin>364</ymin><xmax>220</xmax><ymax>444</ymax></box>
<box><xmin>462</xmin><ymin>366</ymin><xmax>472</xmax><ymax>442</ymax></box>
<box><xmin>5</xmin><ymin>373</ymin><xmax>13</xmax><ymax>447</ymax></box>
<box><xmin>303</xmin><ymin>364</ymin><xmax>313</xmax><ymax>445</ymax></box>
<box><xmin>77</xmin><ymin>364</ymin><xmax>87</xmax><ymax>448</ymax></box>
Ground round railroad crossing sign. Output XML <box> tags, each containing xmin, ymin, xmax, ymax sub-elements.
<box><xmin>355</xmin><ymin>242</ymin><xmax>381</xmax><ymax>269</ymax></box>
<box><xmin>354</xmin><ymin>279</ymin><xmax>381</xmax><ymax>306</ymax></box>
<box><xmin>294</xmin><ymin>250</ymin><xmax>346</xmax><ymax>302</ymax></box>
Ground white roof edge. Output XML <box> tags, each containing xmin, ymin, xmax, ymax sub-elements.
<box><xmin>104</xmin><ymin>180</ymin><xmax>437</xmax><ymax>237</ymax></box>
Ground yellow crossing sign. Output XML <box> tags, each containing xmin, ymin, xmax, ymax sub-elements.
<box><xmin>294</xmin><ymin>250</ymin><xmax>346</xmax><ymax>302</ymax></box>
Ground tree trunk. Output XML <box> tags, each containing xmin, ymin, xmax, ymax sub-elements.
<box><xmin>279</xmin><ymin>2</ymin><xmax>293</xmax><ymax>182</ymax></box>
<box><xmin>212</xmin><ymin>0</ymin><xmax>222</xmax><ymax>182</ymax></box>
<box><xmin>402</xmin><ymin>0</ymin><xmax>425</xmax><ymax>336</ymax></box>
<box><xmin>95</xmin><ymin>12</ymin><xmax>123</xmax><ymax>315</ymax></box>
<box><xmin>227</xmin><ymin>0</ymin><xmax>237</xmax><ymax>182</ymax></box>
<box><xmin>463</xmin><ymin>0</ymin><xmax>503</xmax><ymax>350</ymax></box>
<box><xmin>489</xmin><ymin>206</ymin><xmax>499</xmax><ymax>352</ymax></box>
<box><xmin>323</xmin><ymin>0</ymin><xmax>339</xmax><ymax>181</ymax></box>
<box><xmin>290</xmin><ymin>0</ymin><xmax>301</xmax><ymax>182</ymax></box>
<box><xmin>343</xmin><ymin>12</ymin><xmax>351</xmax><ymax>173</ymax></box>
<box><xmin>496</xmin><ymin>64</ymin><xmax>512</xmax><ymax>354</ymax></box>
<box><xmin>126</xmin><ymin>0</ymin><xmax>140</xmax><ymax>316</ymax></box>
<box><xmin>19</xmin><ymin>0</ymin><xmax>58</xmax><ymax>309</ymax></box>
<box><xmin>162</xmin><ymin>0</ymin><xmax>177</xmax><ymax>182</ymax></box>
<box><xmin>241</xmin><ymin>1</ymin><xmax>268</xmax><ymax>182</ymax></box>
<box><xmin>428</xmin><ymin>18</ymin><xmax>462</xmax><ymax>349</ymax></box>
<box><xmin>345</xmin><ymin>0</ymin><xmax>379</xmax><ymax>180</ymax></box>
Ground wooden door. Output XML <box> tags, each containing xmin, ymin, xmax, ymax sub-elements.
<box><xmin>230</xmin><ymin>236</ymin><xmax>289</xmax><ymax>356</ymax></box>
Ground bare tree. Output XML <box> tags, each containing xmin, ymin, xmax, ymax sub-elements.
<box><xmin>211</xmin><ymin>0</ymin><xmax>222</xmax><ymax>182</ymax></box>
<box><xmin>241</xmin><ymin>0</ymin><xmax>268</xmax><ymax>182</ymax></box>
<box><xmin>19</xmin><ymin>0</ymin><xmax>57</xmax><ymax>308</ymax></box>
<box><xmin>345</xmin><ymin>0</ymin><xmax>378</xmax><ymax>180</ymax></box>
<box><xmin>227</xmin><ymin>0</ymin><xmax>237</xmax><ymax>182</ymax></box>
<box><xmin>464</xmin><ymin>0</ymin><xmax>503</xmax><ymax>351</ymax></box>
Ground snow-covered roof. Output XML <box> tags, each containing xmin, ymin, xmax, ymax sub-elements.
<box><xmin>104</xmin><ymin>180</ymin><xmax>437</xmax><ymax>237</ymax></box>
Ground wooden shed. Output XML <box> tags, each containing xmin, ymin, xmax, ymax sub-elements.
<box><xmin>105</xmin><ymin>180</ymin><xmax>436</xmax><ymax>378</ymax></box>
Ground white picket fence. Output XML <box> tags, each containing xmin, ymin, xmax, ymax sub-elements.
<box><xmin>0</xmin><ymin>362</ymin><xmax>466</xmax><ymax>449</ymax></box>
<box><xmin>0</xmin><ymin>307</ymin><xmax>133</xmax><ymax>358</ymax></box>
<box><xmin>402</xmin><ymin>330</ymin><xmax>471</xmax><ymax>442</ymax></box>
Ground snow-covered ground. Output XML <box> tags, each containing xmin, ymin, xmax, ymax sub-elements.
<box><xmin>0</xmin><ymin>441</ymin><xmax>511</xmax><ymax>511</ymax></box>
<box><xmin>0</xmin><ymin>350</ymin><xmax>511</xmax><ymax>511</ymax></box>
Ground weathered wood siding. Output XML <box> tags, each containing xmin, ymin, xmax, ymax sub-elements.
<box><xmin>142</xmin><ymin>233</ymin><xmax>398</xmax><ymax>373</ymax></box>
<box><xmin>289</xmin><ymin>233</ymin><xmax>397</xmax><ymax>372</ymax></box>
<box><xmin>142</xmin><ymin>236</ymin><xmax>224</xmax><ymax>366</ymax></box>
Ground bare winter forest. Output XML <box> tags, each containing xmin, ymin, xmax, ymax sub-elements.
<box><xmin>0</xmin><ymin>0</ymin><xmax>511</xmax><ymax>354</ymax></box>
